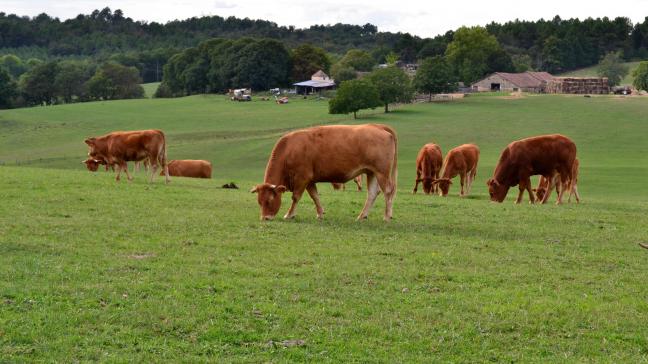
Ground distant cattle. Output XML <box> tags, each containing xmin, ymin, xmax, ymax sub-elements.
<box><xmin>432</xmin><ymin>144</ymin><xmax>479</xmax><ymax>197</ymax></box>
<box><xmin>84</xmin><ymin>129</ymin><xmax>169</xmax><ymax>183</ymax></box>
<box><xmin>332</xmin><ymin>175</ymin><xmax>363</xmax><ymax>191</ymax></box>
<box><xmin>413</xmin><ymin>143</ymin><xmax>443</xmax><ymax>194</ymax></box>
<box><xmin>251</xmin><ymin>124</ymin><xmax>397</xmax><ymax>221</ymax></box>
<box><xmin>487</xmin><ymin>134</ymin><xmax>576</xmax><ymax>204</ymax></box>
<box><xmin>160</xmin><ymin>160</ymin><xmax>212</xmax><ymax>179</ymax></box>
<box><xmin>534</xmin><ymin>158</ymin><xmax>580</xmax><ymax>203</ymax></box>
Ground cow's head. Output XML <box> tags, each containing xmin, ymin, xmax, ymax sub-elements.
<box><xmin>432</xmin><ymin>178</ymin><xmax>452</xmax><ymax>196</ymax></box>
<box><xmin>250</xmin><ymin>183</ymin><xmax>287</xmax><ymax>220</ymax></box>
<box><xmin>85</xmin><ymin>137</ymin><xmax>100</xmax><ymax>156</ymax></box>
<box><xmin>417</xmin><ymin>177</ymin><xmax>435</xmax><ymax>194</ymax></box>
<box><xmin>533</xmin><ymin>186</ymin><xmax>547</xmax><ymax>201</ymax></box>
<box><xmin>487</xmin><ymin>178</ymin><xmax>508</xmax><ymax>202</ymax></box>
<box><xmin>82</xmin><ymin>158</ymin><xmax>103</xmax><ymax>172</ymax></box>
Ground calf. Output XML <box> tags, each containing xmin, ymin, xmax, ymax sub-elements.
<box><xmin>432</xmin><ymin>144</ymin><xmax>479</xmax><ymax>197</ymax></box>
<box><xmin>534</xmin><ymin>158</ymin><xmax>580</xmax><ymax>203</ymax></box>
<box><xmin>251</xmin><ymin>124</ymin><xmax>398</xmax><ymax>221</ymax></box>
<box><xmin>413</xmin><ymin>143</ymin><xmax>443</xmax><ymax>194</ymax></box>
<box><xmin>487</xmin><ymin>134</ymin><xmax>576</xmax><ymax>204</ymax></box>
<box><xmin>332</xmin><ymin>175</ymin><xmax>363</xmax><ymax>191</ymax></box>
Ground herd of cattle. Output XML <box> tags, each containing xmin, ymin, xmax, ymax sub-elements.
<box><xmin>82</xmin><ymin>125</ymin><xmax>580</xmax><ymax>221</ymax></box>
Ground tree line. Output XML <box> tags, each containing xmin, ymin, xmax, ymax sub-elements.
<box><xmin>2</xmin><ymin>9</ymin><xmax>648</xmax><ymax>74</ymax></box>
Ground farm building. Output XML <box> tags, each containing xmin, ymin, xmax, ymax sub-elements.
<box><xmin>471</xmin><ymin>72</ymin><xmax>554</xmax><ymax>92</ymax></box>
<box><xmin>293</xmin><ymin>70</ymin><xmax>336</xmax><ymax>95</ymax></box>
<box><xmin>546</xmin><ymin>77</ymin><xmax>610</xmax><ymax>94</ymax></box>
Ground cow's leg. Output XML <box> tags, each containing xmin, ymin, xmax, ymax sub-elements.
<box><xmin>570</xmin><ymin>183</ymin><xmax>580</xmax><ymax>203</ymax></box>
<box><xmin>540</xmin><ymin>175</ymin><xmax>557</xmax><ymax>204</ymax></box>
<box><xmin>469</xmin><ymin>169</ymin><xmax>477</xmax><ymax>194</ymax></box>
<box><xmin>459</xmin><ymin>173</ymin><xmax>466</xmax><ymax>196</ymax></box>
<box><xmin>555</xmin><ymin>175</ymin><xmax>568</xmax><ymax>205</ymax></box>
<box><xmin>515</xmin><ymin>184</ymin><xmax>524</xmax><ymax>204</ymax></box>
<box><xmin>306</xmin><ymin>183</ymin><xmax>324</xmax><ymax>219</ymax></box>
<box><xmin>134</xmin><ymin>162</ymin><xmax>140</xmax><ymax>173</ymax></box>
<box><xmin>357</xmin><ymin>173</ymin><xmax>380</xmax><ymax>220</ymax></box>
<box><xmin>375</xmin><ymin>172</ymin><xmax>396</xmax><ymax>221</ymax></box>
<box><xmin>149</xmin><ymin>158</ymin><xmax>159</xmax><ymax>183</ymax></box>
<box><xmin>115</xmin><ymin>163</ymin><xmax>122</xmax><ymax>182</ymax></box>
<box><xmin>524</xmin><ymin>178</ymin><xmax>535</xmax><ymax>204</ymax></box>
<box><xmin>355</xmin><ymin>175</ymin><xmax>362</xmax><ymax>191</ymax></box>
<box><xmin>123</xmin><ymin>162</ymin><xmax>134</xmax><ymax>181</ymax></box>
<box><xmin>284</xmin><ymin>185</ymin><xmax>306</xmax><ymax>219</ymax></box>
<box><xmin>413</xmin><ymin>170</ymin><xmax>421</xmax><ymax>194</ymax></box>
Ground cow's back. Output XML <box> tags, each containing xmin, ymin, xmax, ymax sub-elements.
<box><xmin>273</xmin><ymin>124</ymin><xmax>396</xmax><ymax>184</ymax></box>
<box><xmin>508</xmin><ymin>135</ymin><xmax>576</xmax><ymax>176</ymax></box>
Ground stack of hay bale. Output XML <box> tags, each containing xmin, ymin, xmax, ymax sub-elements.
<box><xmin>546</xmin><ymin>77</ymin><xmax>610</xmax><ymax>94</ymax></box>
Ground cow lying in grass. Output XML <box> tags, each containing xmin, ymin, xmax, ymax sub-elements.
<box><xmin>159</xmin><ymin>160</ymin><xmax>212</xmax><ymax>179</ymax></box>
<box><xmin>251</xmin><ymin>124</ymin><xmax>398</xmax><ymax>221</ymax></box>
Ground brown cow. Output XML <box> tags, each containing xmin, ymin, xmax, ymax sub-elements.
<box><xmin>251</xmin><ymin>124</ymin><xmax>398</xmax><ymax>221</ymax></box>
<box><xmin>332</xmin><ymin>175</ymin><xmax>363</xmax><ymax>191</ymax></box>
<box><xmin>534</xmin><ymin>158</ymin><xmax>580</xmax><ymax>203</ymax></box>
<box><xmin>432</xmin><ymin>144</ymin><xmax>479</xmax><ymax>197</ymax></box>
<box><xmin>413</xmin><ymin>143</ymin><xmax>443</xmax><ymax>194</ymax></box>
<box><xmin>83</xmin><ymin>157</ymin><xmax>147</xmax><ymax>173</ymax></box>
<box><xmin>487</xmin><ymin>134</ymin><xmax>576</xmax><ymax>204</ymax></box>
<box><xmin>84</xmin><ymin>129</ymin><xmax>169</xmax><ymax>183</ymax></box>
<box><xmin>160</xmin><ymin>160</ymin><xmax>212</xmax><ymax>179</ymax></box>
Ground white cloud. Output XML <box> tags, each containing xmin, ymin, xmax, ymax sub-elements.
<box><xmin>3</xmin><ymin>0</ymin><xmax>647</xmax><ymax>37</ymax></box>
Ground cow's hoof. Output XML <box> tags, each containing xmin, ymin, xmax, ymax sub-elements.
<box><xmin>283</xmin><ymin>214</ymin><xmax>296</xmax><ymax>220</ymax></box>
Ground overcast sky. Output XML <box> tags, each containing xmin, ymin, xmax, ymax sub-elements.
<box><xmin>3</xmin><ymin>0</ymin><xmax>647</xmax><ymax>37</ymax></box>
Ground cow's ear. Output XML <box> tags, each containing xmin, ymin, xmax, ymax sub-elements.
<box><xmin>84</xmin><ymin>138</ymin><xmax>96</xmax><ymax>146</ymax></box>
<box><xmin>275</xmin><ymin>185</ymin><xmax>287</xmax><ymax>193</ymax></box>
<box><xmin>250</xmin><ymin>186</ymin><xmax>258</xmax><ymax>193</ymax></box>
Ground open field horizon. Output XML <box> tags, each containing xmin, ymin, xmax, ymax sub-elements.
<box><xmin>2</xmin><ymin>93</ymin><xmax>648</xmax><ymax>361</ymax></box>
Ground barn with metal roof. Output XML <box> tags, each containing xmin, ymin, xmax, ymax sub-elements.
<box><xmin>471</xmin><ymin>72</ymin><xmax>554</xmax><ymax>93</ymax></box>
<box><xmin>293</xmin><ymin>70</ymin><xmax>336</xmax><ymax>95</ymax></box>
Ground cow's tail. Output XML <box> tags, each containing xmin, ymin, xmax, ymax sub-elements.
<box><xmin>159</xmin><ymin>130</ymin><xmax>170</xmax><ymax>183</ymax></box>
<box><xmin>380</xmin><ymin>124</ymin><xmax>398</xmax><ymax>194</ymax></box>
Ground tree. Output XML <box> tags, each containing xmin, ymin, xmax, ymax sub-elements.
<box><xmin>413</xmin><ymin>56</ymin><xmax>457</xmax><ymax>100</ymax></box>
<box><xmin>19</xmin><ymin>61</ymin><xmax>59</xmax><ymax>105</ymax></box>
<box><xmin>445</xmin><ymin>26</ymin><xmax>510</xmax><ymax>83</ymax></box>
<box><xmin>597</xmin><ymin>52</ymin><xmax>629</xmax><ymax>87</ymax></box>
<box><xmin>235</xmin><ymin>39</ymin><xmax>291</xmax><ymax>90</ymax></box>
<box><xmin>291</xmin><ymin>44</ymin><xmax>331</xmax><ymax>82</ymax></box>
<box><xmin>367</xmin><ymin>66</ymin><xmax>413</xmax><ymax>113</ymax></box>
<box><xmin>0</xmin><ymin>68</ymin><xmax>17</xmax><ymax>108</ymax></box>
<box><xmin>632</xmin><ymin>61</ymin><xmax>648</xmax><ymax>92</ymax></box>
<box><xmin>86</xmin><ymin>62</ymin><xmax>144</xmax><ymax>100</ymax></box>
<box><xmin>331</xmin><ymin>66</ymin><xmax>357</xmax><ymax>83</ymax></box>
<box><xmin>0</xmin><ymin>54</ymin><xmax>26</xmax><ymax>79</ymax></box>
<box><xmin>55</xmin><ymin>60</ymin><xmax>94</xmax><ymax>103</ymax></box>
<box><xmin>329</xmin><ymin>79</ymin><xmax>381</xmax><ymax>119</ymax></box>
<box><xmin>335</xmin><ymin>49</ymin><xmax>376</xmax><ymax>72</ymax></box>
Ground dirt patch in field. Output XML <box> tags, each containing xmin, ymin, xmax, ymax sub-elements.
<box><xmin>127</xmin><ymin>253</ymin><xmax>156</xmax><ymax>260</ymax></box>
<box><xmin>499</xmin><ymin>92</ymin><xmax>526</xmax><ymax>100</ymax></box>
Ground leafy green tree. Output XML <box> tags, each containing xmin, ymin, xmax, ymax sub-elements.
<box><xmin>86</xmin><ymin>62</ymin><xmax>144</xmax><ymax>100</ymax></box>
<box><xmin>632</xmin><ymin>61</ymin><xmax>648</xmax><ymax>92</ymax></box>
<box><xmin>445</xmin><ymin>26</ymin><xmax>510</xmax><ymax>83</ymax></box>
<box><xmin>385</xmin><ymin>52</ymin><xmax>399</xmax><ymax>65</ymax></box>
<box><xmin>329</xmin><ymin>79</ymin><xmax>381</xmax><ymax>119</ymax></box>
<box><xmin>55</xmin><ymin>60</ymin><xmax>94</xmax><ymax>103</ymax></box>
<box><xmin>235</xmin><ymin>39</ymin><xmax>291</xmax><ymax>90</ymax></box>
<box><xmin>512</xmin><ymin>54</ymin><xmax>534</xmax><ymax>72</ymax></box>
<box><xmin>291</xmin><ymin>44</ymin><xmax>331</xmax><ymax>82</ymax></box>
<box><xmin>597</xmin><ymin>52</ymin><xmax>629</xmax><ymax>86</ymax></box>
<box><xmin>331</xmin><ymin>65</ymin><xmax>357</xmax><ymax>83</ymax></box>
<box><xmin>367</xmin><ymin>66</ymin><xmax>413</xmax><ymax>113</ymax></box>
<box><xmin>19</xmin><ymin>61</ymin><xmax>59</xmax><ymax>105</ymax></box>
<box><xmin>335</xmin><ymin>49</ymin><xmax>376</xmax><ymax>72</ymax></box>
<box><xmin>0</xmin><ymin>54</ymin><xmax>26</xmax><ymax>79</ymax></box>
<box><xmin>0</xmin><ymin>68</ymin><xmax>17</xmax><ymax>108</ymax></box>
<box><xmin>414</xmin><ymin>56</ymin><xmax>457</xmax><ymax>100</ymax></box>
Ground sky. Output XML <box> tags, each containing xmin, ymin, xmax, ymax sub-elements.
<box><xmin>3</xmin><ymin>0</ymin><xmax>647</xmax><ymax>38</ymax></box>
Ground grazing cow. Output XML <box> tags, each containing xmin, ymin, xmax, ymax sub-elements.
<box><xmin>160</xmin><ymin>160</ymin><xmax>212</xmax><ymax>179</ymax></box>
<box><xmin>84</xmin><ymin>129</ymin><xmax>169</xmax><ymax>183</ymax></box>
<box><xmin>332</xmin><ymin>175</ymin><xmax>363</xmax><ymax>191</ymax></box>
<box><xmin>534</xmin><ymin>158</ymin><xmax>580</xmax><ymax>203</ymax></box>
<box><xmin>432</xmin><ymin>144</ymin><xmax>479</xmax><ymax>197</ymax></box>
<box><xmin>83</xmin><ymin>157</ymin><xmax>148</xmax><ymax>173</ymax></box>
<box><xmin>413</xmin><ymin>143</ymin><xmax>443</xmax><ymax>194</ymax></box>
<box><xmin>251</xmin><ymin>124</ymin><xmax>398</xmax><ymax>221</ymax></box>
<box><xmin>487</xmin><ymin>134</ymin><xmax>576</xmax><ymax>204</ymax></box>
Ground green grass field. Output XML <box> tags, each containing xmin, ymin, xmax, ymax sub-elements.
<box><xmin>142</xmin><ymin>82</ymin><xmax>161</xmax><ymax>98</ymax></box>
<box><xmin>2</xmin><ymin>94</ymin><xmax>648</xmax><ymax>362</ymax></box>
<box><xmin>560</xmin><ymin>61</ymin><xmax>643</xmax><ymax>85</ymax></box>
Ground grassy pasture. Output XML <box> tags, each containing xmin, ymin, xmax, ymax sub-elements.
<box><xmin>1</xmin><ymin>94</ymin><xmax>648</xmax><ymax>362</ymax></box>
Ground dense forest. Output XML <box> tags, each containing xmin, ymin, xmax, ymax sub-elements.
<box><xmin>1</xmin><ymin>8</ymin><xmax>648</xmax><ymax>108</ymax></box>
